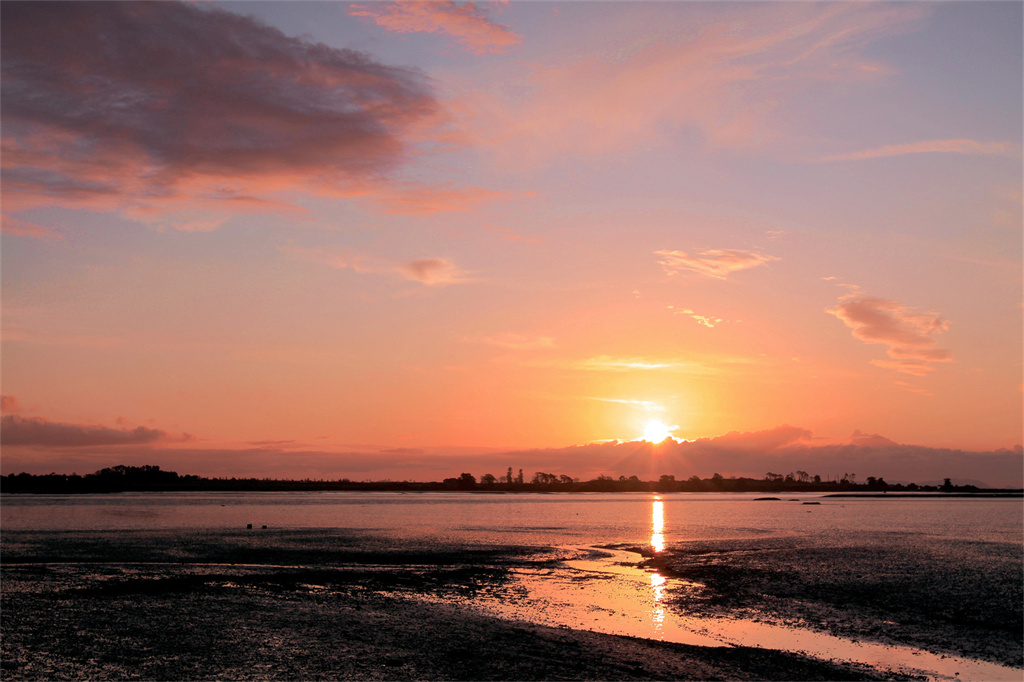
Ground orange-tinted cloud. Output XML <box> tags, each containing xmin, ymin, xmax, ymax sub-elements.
<box><xmin>1</xmin><ymin>414</ymin><xmax>171</xmax><ymax>447</ymax></box>
<box><xmin>656</xmin><ymin>249</ymin><xmax>779</xmax><ymax>279</ymax></box>
<box><xmin>669</xmin><ymin>306</ymin><xmax>723</xmax><ymax>328</ymax></box>
<box><xmin>0</xmin><ymin>1</ymin><xmax>477</xmax><ymax>223</ymax></box>
<box><xmin>1</xmin><ymin>395</ymin><xmax>21</xmax><ymax>414</ymax></box>
<box><xmin>827</xmin><ymin>294</ymin><xmax>953</xmax><ymax>376</ymax></box>
<box><xmin>822</xmin><ymin>139</ymin><xmax>1014</xmax><ymax>162</ymax></box>
<box><xmin>348</xmin><ymin>1</ymin><xmax>522</xmax><ymax>54</ymax></box>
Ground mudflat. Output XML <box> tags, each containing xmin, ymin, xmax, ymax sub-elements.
<box><xmin>2</xmin><ymin>529</ymin><xmax>901</xmax><ymax>681</ymax></box>
<box><xmin>637</xmin><ymin>533</ymin><xmax>1024</xmax><ymax>669</ymax></box>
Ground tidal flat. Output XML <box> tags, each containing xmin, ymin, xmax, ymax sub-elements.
<box><xmin>0</xmin><ymin>529</ymin><xmax>922</xmax><ymax>681</ymax></box>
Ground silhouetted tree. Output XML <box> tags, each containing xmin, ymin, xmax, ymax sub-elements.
<box><xmin>480</xmin><ymin>473</ymin><xmax>497</xmax><ymax>486</ymax></box>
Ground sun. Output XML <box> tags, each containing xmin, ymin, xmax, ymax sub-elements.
<box><xmin>642</xmin><ymin>419</ymin><xmax>676</xmax><ymax>443</ymax></box>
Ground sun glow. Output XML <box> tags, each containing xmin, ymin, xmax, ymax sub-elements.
<box><xmin>642</xmin><ymin>419</ymin><xmax>676</xmax><ymax>443</ymax></box>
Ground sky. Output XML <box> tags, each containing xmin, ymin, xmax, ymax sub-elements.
<box><xmin>1</xmin><ymin>1</ymin><xmax>1021</xmax><ymax>485</ymax></box>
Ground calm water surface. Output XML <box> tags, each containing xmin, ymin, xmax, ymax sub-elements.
<box><xmin>2</xmin><ymin>491</ymin><xmax>1020</xmax><ymax>546</ymax></box>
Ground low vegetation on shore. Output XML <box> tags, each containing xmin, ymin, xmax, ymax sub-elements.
<box><xmin>2</xmin><ymin>464</ymin><xmax>1011</xmax><ymax>495</ymax></box>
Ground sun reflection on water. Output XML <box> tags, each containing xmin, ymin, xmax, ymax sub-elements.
<box><xmin>651</xmin><ymin>497</ymin><xmax>665</xmax><ymax>553</ymax></box>
<box><xmin>650</xmin><ymin>572</ymin><xmax>666</xmax><ymax>636</ymax></box>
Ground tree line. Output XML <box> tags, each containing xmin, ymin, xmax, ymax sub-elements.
<box><xmin>0</xmin><ymin>464</ymin><xmax>1000</xmax><ymax>494</ymax></box>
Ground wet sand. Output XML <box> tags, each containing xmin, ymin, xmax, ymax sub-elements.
<box><xmin>2</xmin><ymin>529</ymin><xmax>902</xmax><ymax>680</ymax></box>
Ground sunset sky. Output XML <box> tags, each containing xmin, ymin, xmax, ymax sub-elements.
<box><xmin>2</xmin><ymin>1</ymin><xmax>1021</xmax><ymax>484</ymax></box>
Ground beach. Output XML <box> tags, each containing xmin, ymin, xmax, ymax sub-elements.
<box><xmin>2</xmin><ymin>528</ymin><xmax>908</xmax><ymax>681</ymax></box>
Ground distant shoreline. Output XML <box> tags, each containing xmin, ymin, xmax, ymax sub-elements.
<box><xmin>4</xmin><ymin>465</ymin><xmax>1020</xmax><ymax>496</ymax></box>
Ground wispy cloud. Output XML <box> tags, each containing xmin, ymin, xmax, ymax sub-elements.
<box><xmin>822</xmin><ymin>138</ymin><xmax>1014</xmax><ymax>162</ymax></box>
<box><xmin>589</xmin><ymin>398</ymin><xmax>665</xmax><ymax>412</ymax></box>
<box><xmin>283</xmin><ymin>246</ymin><xmax>471</xmax><ymax>286</ymax></box>
<box><xmin>827</xmin><ymin>294</ymin><xmax>953</xmax><ymax>376</ymax></box>
<box><xmin>0</xmin><ymin>215</ymin><xmax>62</xmax><ymax>240</ymax></box>
<box><xmin>462</xmin><ymin>3</ymin><xmax>923</xmax><ymax>167</ymax></box>
<box><xmin>564</xmin><ymin>355</ymin><xmax>753</xmax><ymax>375</ymax></box>
<box><xmin>0</xmin><ymin>2</ymin><xmax>487</xmax><ymax>225</ymax></box>
<box><xmin>656</xmin><ymin>249</ymin><xmax>779</xmax><ymax>279</ymax></box>
<box><xmin>400</xmin><ymin>258</ymin><xmax>467</xmax><ymax>285</ymax></box>
<box><xmin>669</xmin><ymin>306</ymin><xmax>723</xmax><ymax>328</ymax></box>
<box><xmin>348</xmin><ymin>1</ymin><xmax>521</xmax><ymax>54</ymax></box>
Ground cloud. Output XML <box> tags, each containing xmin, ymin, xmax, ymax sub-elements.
<box><xmin>1</xmin><ymin>414</ymin><xmax>172</xmax><ymax>447</ymax></box>
<box><xmin>669</xmin><ymin>306</ymin><xmax>723</xmax><ymax>328</ymax></box>
<box><xmin>827</xmin><ymin>294</ymin><xmax>953</xmax><ymax>376</ymax></box>
<box><xmin>461</xmin><ymin>3</ymin><xmax>923</xmax><ymax>166</ymax></box>
<box><xmin>348</xmin><ymin>1</ymin><xmax>521</xmax><ymax>54</ymax></box>
<box><xmin>849</xmin><ymin>430</ymin><xmax>899</xmax><ymax>447</ymax></box>
<box><xmin>656</xmin><ymin>249</ymin><xmax>779</xmax><ymax>279</ymax></box>
<box><xmin>400</xmin><ymin>258</ymin><xmax>465</xmax><ymax>285</ymax></box>
<box><xmin>2</xmin><ymin>427</ymin><xmax>1021</xmax><ymax>488</ymax></box>
<box><xmin>283</xmin><ymin>245</ymin><xmax>471</xmax><ymax>286</ymax></box>
<box><xmin>589</xmin><ymin>398</ymin><xmax>665</xmax><ymax>412</ymax></box>
<box><xmin>1</xmin><ymin>395</ymin><xmax>21</xmax><ymax>414</ymax></box>
<box><xmin>705</xmin><ymin>425</ymin><xmax>814</xmax><ymax>452</ymax></box>
<box><xmin>1</xmin><ymin>215</ymin><xmax>62</xmax><ymax>240</ymax></box>
<box><xmin>0</xmin><ymin>1</ymin><xmax>484</xmax><ymax>223</ymax></box>
<box><xmin>564</xmin><ymin>354</ymin><xmax>753</xmax><ymax>375</ymax></box>
<box><xmin>822</xmin><ymin>139</ymin><xmax>1014</xmax><ymax>162</ymax></box>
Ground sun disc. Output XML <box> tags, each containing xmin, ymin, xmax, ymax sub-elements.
<box><xmin>643</xmin><ymin>419</ymin><xmax>674</xmax><ymax>442</ymax></box>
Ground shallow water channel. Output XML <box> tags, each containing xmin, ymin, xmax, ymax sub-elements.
<box><xmin>461</xmin><ymin>547</ymin><xmax>1022</xmax><ymax>682</ymax></box>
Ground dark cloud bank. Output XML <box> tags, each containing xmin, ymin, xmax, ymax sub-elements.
<box><xmin>3</xmin><ymin>418</ymin><xmax>1020</xmax><ymax>488</ymax></box>
<box><xmin>1</xmin><ymin>415</ymin><xmax>169</xmax><ymax>448</ymax></box>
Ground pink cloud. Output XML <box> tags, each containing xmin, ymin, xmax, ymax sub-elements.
<box><xmin>0</xmin><ymin>215</ymin><xmax>62</xmax><ymax>240</ymax></box>
<box><xmin>656</xmin><ymin>249</ymin><xmax>779</xmax><ymax>279</ymax></box>
<box><xmin>0</xmin><ymin>2</ymin><xmax>487</xmax><ymax>224</ymax></box>
<box><xmin>827</xmin><ymin>294</ymin><xmax>953</xmax><ymax>376</ymax></box>
<box><xmin>822</xmin><ymin>139</ymin><xmax>1014</xmax><ymax>162</ymax></box>
<box><xmin>400</xmin><ymin>258</ymin><xmax>466</xmax><ymax>285</ymax></box>
<box><xmin>461</xmin><ymin>4</ymin><xmax>922</xmax><ymax>166</ymax></box>
<box><xmin>283</xmin><ymin>245</ymin><xmax>471</xmax><ymax>286</ymax></box>
<box><xmin>348</xmin><ymin>1</ymin><xmax>522</xmax><ymax>54</ymax></box>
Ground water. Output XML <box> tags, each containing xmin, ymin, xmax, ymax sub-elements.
<box><xmin>3</xmin><ymin>491</ymin><xmax>1019</xmax><ymax>545</ymax></box>
<box><xmin>3</xmin><ymin>492</ymin><xmax>1021</xmax><ymax>680</ymax></box>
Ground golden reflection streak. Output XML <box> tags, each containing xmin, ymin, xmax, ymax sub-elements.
<box><xmin>651</xmin><ymin>497</ymin><xmax>665</xmax><ymax>553</ymax></box>
<box><xmin>650</xmin><ymin>572</ymin><xmax>666</xmax><ymax>636</ymax></box>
